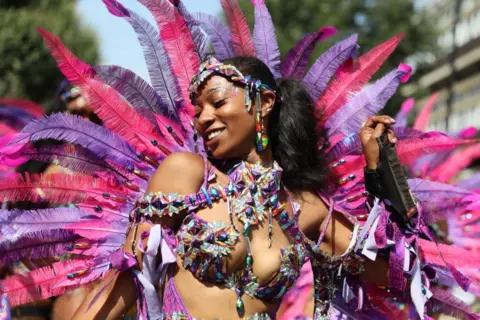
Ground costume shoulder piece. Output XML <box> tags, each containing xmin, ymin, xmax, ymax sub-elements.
<box><xmin>1</xmin><ymin>1</ymin><xmax>479</xmax><ymax>319</ymax></box>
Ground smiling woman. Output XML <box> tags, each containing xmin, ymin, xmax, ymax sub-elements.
<box><xmin>1</xmin><ymin>0</ymin><xmax>480</xmax><ymax>320</ymax></box>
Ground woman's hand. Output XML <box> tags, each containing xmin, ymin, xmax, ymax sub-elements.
<box><xmin>360</xmin><ymin>115</ymin><xmax>398</xmax><ymax>169</ymax></box>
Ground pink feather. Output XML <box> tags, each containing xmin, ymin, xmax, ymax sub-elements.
<box><xmin>221</xmin><ymin>0</ymin><xmax>256</xmax><ymax>56</ymax></box>
<box><xmin>458</xmin><ymin>126</ymin><xmax>478</xmax><ymax>139</ymax></box>
<box><xmin>419</xmin><ymin>239</ymin><xmax>480</xmax><ymax>269</ymax></box>
<box><xmin>38</xmin><ymin>28</ymin><xmax>161</xmax><ymax>158</ymax></box>
<box><xmin>0</xmin><ymin>172</ymin><xmax>128</xmax><ymax>208</ymax></box>
<box><xmin>429</xmin><ymin>144</ymin><xmax>480</xmax><ymax>183</ymax></box>
<box><xmin>0</xmin><ymin>135</ymin><xmax>30</xmax><ymax>167</ymax></box>
<box><xmin>0</xmin><ymin>259</ymin><xmax>91</xmax><ymax>306</ymax></box>
<box><xmin>62</xmin><ymin>220</ymin><xmax>127</xmax><ymax>240</ymax></box>
<box><xmin>401</xmin><ymin>97</ymin><xmax>415</xmax><ymax>113</ymax></box>
<box><xmin>0</xmin><ymin>98</ymin><xmax>44</xmax><ymax>118</ymax></box>
<box><xmin>413</xmin><ymin>92</ymin><xmax>439</xmax><ymax>131</ymax></box>
<box><xmin>318</xmin><ymin>33</ymin><xmax>404</xmax><ymax>124</ymax></box>
<box><xmin>396</xmin><ymin>134</ymin><xmax>477</xmax><ymax>167</ymax></box>
<box><xmin>138</xmin><ymin>0</ymin><xmax>198</xmax><ymax>118</ymax></box>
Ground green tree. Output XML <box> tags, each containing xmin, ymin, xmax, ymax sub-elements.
<box><xmin>0</xmin><ymin>0</ymin><xmax>99</xmax><ymax>109</ymax></box>
<box><xmin>238</xmin><ymin>0</ymin><xmax>440</xmax><ymax>115</ymax></box>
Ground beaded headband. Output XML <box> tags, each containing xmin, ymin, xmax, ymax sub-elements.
<box><xmin>188</xmin><ymin>56</ymin><xmax>275</xmax><ymax>108</ymax></box>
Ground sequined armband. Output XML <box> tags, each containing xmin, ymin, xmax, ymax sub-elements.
<box><xmin>135</xmin><ymin>192</ymin><xmax>189</xmax><ymax>218</ymax></box>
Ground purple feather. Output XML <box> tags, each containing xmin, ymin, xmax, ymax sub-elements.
<box><xmin>252</xmin><ymin>0</ymin><xmax>281</xmax><ymax>78</ymax></box>
<box><xmin>409</xmin><ymin>178</ymin><xmax>473</xmax><ymax>201</ymax></box>
<box><xmin>22</xmin><ymin>144</ymin><xmax>126</xmax><ymax>178</ymax></box>
<box><xmin>12</xmin><ymin>113</ymin><xmax>139</xmax><ymax>169</ymax></box>
<box><xmin>174</xmin><ymin>1</ymin><xmax>211</xmax><ymax>60</ymax></box>
<box><xmin>303</xmin><ymin>34</ymin><xmax>359</xmax><ymax>101</ymax></box>
<box><xmin>0</xmin><ymin>208</ymin><xmax>90</xmax><ymax>242</ymax></box>
<box><xmin>281</xmin><ymin>26</ymin><xmax>338</xmax><ymax>80</ymax></box>
<box><xmin>102</xmin><ymin>0</ymin><xmax>182</xmax><ymax>116</ymax></box>
<box><xmin>420</xmin><ymin>198</ymin><xmax>469</xmax><ymax>222</ymax></box>
<box><xmin>326</xmin><ymin>126</ymin><xmax>425</xmax><ymax>161</ymax></box>
<box><xmin>456</xmin><ymin>172</ymin><xmax>480</xmax><ymax>190</ymax></box>
<box><xmin>0</xmin><ymin>107</ymin><xmax>35</xmax><ymax>129</ymax></box>
<box><xmin>94</xmin><ymin>65</ymin><xmax>164</xmax><ymax>129</ymax></box>
<box><xmin>191</xmin><ymin>12</ymin><xmax>235</xmax><ymax>60</ymax></box>
<box><xmin>325</xmin><ymin>64</ymin><xmax>411</xmax><ymax>137</ymax></box>
<box><xmin>0</xmin><ymin>229</ymin><xmax>81</xmax><ymax>265</ymax></box>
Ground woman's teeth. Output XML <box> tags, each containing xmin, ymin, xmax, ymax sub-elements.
<box><xmin>207</xmin><ymin>129</ymin><xmax>224</xmax><ymax>141</ymax></box>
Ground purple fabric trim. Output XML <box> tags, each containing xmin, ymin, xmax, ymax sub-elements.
<box><xmin>162</xmin><ymin>275</ymin><xmax>191</xmax><ymax>319</ymax></box>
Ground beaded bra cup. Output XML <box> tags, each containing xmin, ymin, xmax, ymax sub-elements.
<box><xmin>134</xmin><ymin>161</ymin><xmax>309</xmax><ymax>315</ymax></box>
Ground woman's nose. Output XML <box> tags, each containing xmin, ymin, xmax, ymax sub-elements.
<box><xmin>197</xmin><ymin>106</ymin><xmax>215</xmax><ymax>128</ymax></box>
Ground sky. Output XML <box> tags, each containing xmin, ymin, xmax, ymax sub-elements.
<box><xmin>76</xmin><ymin>0</ymin><xmax>222</xmax><ymax>81</ymax></box>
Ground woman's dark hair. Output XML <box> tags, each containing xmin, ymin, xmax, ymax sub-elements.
<box><xmin>222</xmin><ymin>56</ymin><xmax>330</xmax><ymax>192</ymax></box>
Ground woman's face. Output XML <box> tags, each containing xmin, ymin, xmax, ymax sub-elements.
<box><xmin>194</xmin><ymin>76</ymin><xmax>256</xmax><ymax>160</ymax></box>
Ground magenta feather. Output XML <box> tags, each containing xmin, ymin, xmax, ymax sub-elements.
<box><xmin>221</xmin><ymin>0</ymin><xmax>256</xmax><ymax>56</ymax></box>
<box><xmin>62</xmin><ymin>220</ymin><xmax>127</xmax><ymax>241</ymax></box>
<box><xmin>0</xmin><ymin>172</ymin><xmax>128</xmax><ymax>207</ymax></box>
<box><xmin>303</xmin><ymin>34</ymin><xmax>359</xmax><ymax>102</ymax></box>
<box><xmin>138</xmin><ymin>0</ymin><xmax>199</xmax><ymax>119</ymax></box>
<box><xmin>12</xmin><ymin>113</ymin><xmax>139</xmax><ymax>170</ymax></box>
<box><xmin>394</xmin><ymin>97</ymin><xmax>415</xmax><ymax>127</ymax></box>
<box><xmin>319</xmin><ymin>33</ymin><xmax>404</xmax><ymax>125</ymax></box>
<box><xmin>413</xmin><ymin>92</ymin><xmax>439</xmax><ymax>131</ymax></box>
<box><xmin>251</xmin><ymin>0</ymin><xmax>280</xmax><ymax>78</ymax></box>
<box><xmin>191</xmin><ymin>12</ymin><xmax>234</xmax><ymax>60</ymax></box>
<box><xmin>429</xmin><ymin>144</ymin><xmax>480</xmax><ymax>183</ymax></box>
<box><xmin>0</xmin><ymin>259</ymin><xmax>92</xmax><ymax>306</ymax></box>
<box><xmin>397</xmin><ymin>133</ymin><xmax>477</xmax><ymax>167</ymax></box>
<box><xmin>102</xmin><ymin>0</ymin><xmax>182</xmax><ymax>117</ymax></box>
<box><xmin>457</xmin><ymin>127</ymin><xmax>478</xmax><ymax>139</ymax></box>
<box><xmin>325</xmin><ymin>64</ymin><xmax>412</xmax><ymax>136</ymax></box>
<box><xmin>171</xmin><ymin>0</ymin><xmax>211</xmax><ymax>60</ymax></box>
<box><xmin>281</xmin><ymin>26</ymin><xmax>338</xmax><ymax>80</ymax></box>
<box><xmin>38</xmin><ymin>28</ymin><xmax>161</xmax><ymax>157</ymax></box>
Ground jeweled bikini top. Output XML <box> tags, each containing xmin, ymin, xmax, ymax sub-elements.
<box><xmin>134</xmin><ymin>161</ymin><xmax>309</xmax><ymax>316</ymax></box>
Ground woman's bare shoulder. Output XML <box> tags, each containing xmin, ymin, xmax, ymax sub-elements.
<box><xmin>146</xmin><ymin>152</ymin><xmax>206</xmax><ymax>195</ymax></box>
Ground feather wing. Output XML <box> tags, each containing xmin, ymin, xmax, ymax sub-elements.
<box><xmin>428</xmin><ymin>287</ymin><xmax>480</xmax><ymax>320</ymax></box>
<box><xmin>192</xmin><ymin>12</ymin><xmax>234</xmax><ymax>60</ymax></box>
<box><xmin>281</xmin><ymin>26</ymin><xmax>338</xmax><ymax>80</ymax></box>
<box><xmin>413</xmin><ymin>92</ymin><xmax>439</xmax><ymax>131</ymax></box>
<box><xmin>251</xmin><ymin>0</ymin><xmax>280</xmax><ymax>78</ymax></box>
<box><xmin>303</xmin><ymin>34</ymin><xmax>359</xmax><ymax>102</ymax></box>
<box><xmin>325</xmin><ymin>64</ymin><xmax>411</xmax><ymax>136</ymax></box>
<box><xmin>221</xmin><ymin>0</ymin><xmax>255</xmax><ymax>56</ymax></box>
<box><xmin>319</xmin><ymin>33</ymin><xmax>404</xmax><ymax>124</ymax></box>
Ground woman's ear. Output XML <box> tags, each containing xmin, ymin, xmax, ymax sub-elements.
<box><xmin>261</xmin><ymin>90</ymin><xmax>276</xmax><ymax>117</ymax></box>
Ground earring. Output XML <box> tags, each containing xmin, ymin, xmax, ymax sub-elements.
<box><xmin>255</xmin><ymin>91</ymin><xmax>269</xmax><ymax>152</ymax></box>
<box><xmin>191</xmin><ymin>121</ymin><xmax>199</xmax><ymax>153</ymax></box>
<box><xmin>244</xmin><ymin>84</ymin><xmax>252</xmax><ymax>112</ymax></box>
